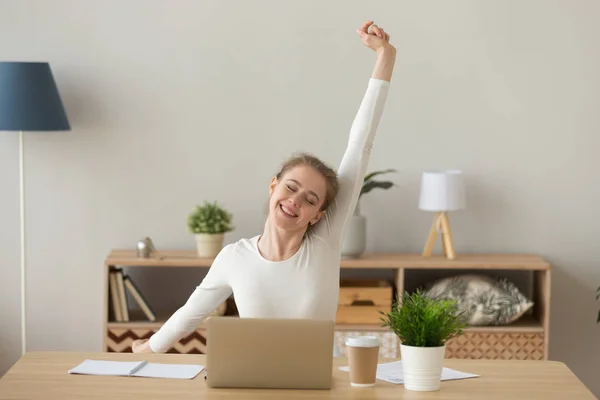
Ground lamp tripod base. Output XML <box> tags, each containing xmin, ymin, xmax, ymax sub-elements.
<box><xmin>422</xmin><ymin>212</ymin><xmax>456</xmax><ymax>260</ymax></box>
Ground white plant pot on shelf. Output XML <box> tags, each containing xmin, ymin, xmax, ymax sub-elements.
<box><xmin>341</xmin><ymin>205</ymin><xmax>366</xmax><ymax>258</ymax></box>
<box><xmin>195</xmin><ymin>233</ymin><xmax>224</xmax><ymax>258</ymax></box>
<box><xmin>400</xmin><ymin>344</ymin><xmax>446</xmax><ymax>391</ymax></box>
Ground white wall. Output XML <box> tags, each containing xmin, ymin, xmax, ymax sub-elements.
<box><xmin>1</xmin><ymin>0</ymin><xmax>599</xmax><ymax>395</ymax></box>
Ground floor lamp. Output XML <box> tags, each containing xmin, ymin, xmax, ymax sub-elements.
<box><xmin>0</xmin><ymin>62</ymin><xmax>71</xmax><ymax>355</ymax></box>
<box><xmin>419</xmin><ymin>170</ymin><xmax>466</xmax><ymax>260</ymax></box>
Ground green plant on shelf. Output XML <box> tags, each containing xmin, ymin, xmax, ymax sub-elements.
<box><xmin>380</xmin><ymin>289</ymin><xmax>468</xmax><ymax>347</ymax></box>
<box><xmin>359</xmin><ymin>169</ymin><xmax>397</xmax><ymax>199</ymax></box>
<box><xmin>187</xmin><ymin>201</ymin><xmax>234</xmax><ymax>234</ymax></box>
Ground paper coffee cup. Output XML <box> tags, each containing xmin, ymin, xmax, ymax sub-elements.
<box><xmin>345</xmin><ymin>336</ymin><xmax>380</xmax><ymax>387</ymax></box>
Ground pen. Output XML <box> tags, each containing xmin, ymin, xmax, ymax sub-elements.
<box><xmin>129</xmin><ymin>360</ymin><xmax>148</xmax><ymax>376</ymax></box>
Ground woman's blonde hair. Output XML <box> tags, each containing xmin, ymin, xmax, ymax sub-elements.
<box><xmin>276</xmin><ymin>152</ymin><xmax>339</xmax><ymax>212</ymax></box>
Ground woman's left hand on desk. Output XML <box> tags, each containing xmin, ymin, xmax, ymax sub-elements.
<box><xmin>132</xmin><ymin>339</ymin><xmax>153</xmax><ymax>353</ymax></box>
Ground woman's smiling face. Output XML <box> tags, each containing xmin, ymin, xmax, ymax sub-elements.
<box><xmin>268</xmin><ymin>164</ymin><xmax>327</xmax><ymax>232</ymax></box>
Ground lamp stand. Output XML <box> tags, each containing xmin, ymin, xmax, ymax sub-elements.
<box><xmin>0</xmin><ymin>62</ymin><xmax>71</xmax><ymax>356</ymax></box>
<box><xmin>19</xmin><ymin>130</ymin><xmax>27</xmax><ymax>355</ymax></box>
<box><xmin>422</xmin><ymin>212</ymin><xmax>456</xmax><ymax>260</ymax></box>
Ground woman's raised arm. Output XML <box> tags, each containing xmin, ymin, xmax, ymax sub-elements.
<box><xmin>315</xmin><ymin>21</ymin><xmax>396</xmax><ymax>243</ymax></box>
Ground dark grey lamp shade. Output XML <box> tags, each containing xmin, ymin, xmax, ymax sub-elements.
<box><xmin>0</xmin><ymin>62</ymin><xmax>70</xmax><ymax>131</ymax></box>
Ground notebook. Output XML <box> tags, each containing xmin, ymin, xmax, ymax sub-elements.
<box><xmin>68</xmin><ymin>359</ymin><xmax>205</xmax><ymax>380</ymax></box>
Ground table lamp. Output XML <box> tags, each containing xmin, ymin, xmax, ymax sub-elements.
<box><xmin>0</xmin><ymin>62</ymin><xmax>71</xmax><ymax>355</ymax></box>
<box><xmin>419</xmin><ymin>170</ymin><xmax>465</xmax><ymax>260</ymax></box>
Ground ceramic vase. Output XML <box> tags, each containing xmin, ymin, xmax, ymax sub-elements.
<box><xmin>341</xmin><ymin>205</ymin><xmax>366</xmax><ymax>258</ymax></box>
<box><xmin>194</xmin><ymin>233</ymin><xmax>224</xmax><ymax>258</ymax></box>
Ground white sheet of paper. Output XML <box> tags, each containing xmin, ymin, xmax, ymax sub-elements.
<box><xmin>68</xmin><ymin>359</ymin><xmax>205</xmax><ymax>380</ymax></box>
<box><xmin>68</xmin><ymin>360</ymin><xmax>145</xmax><ymax>376</ymax></box>
<box><xmin>340</xmin><ymin>361</ymin><xmax>479</xmax><ymax>385</ymax></box>
<box><xmin>132</xmin><ymin>363</ymin><xmax>205</xmax><ymax>380</ymax></box>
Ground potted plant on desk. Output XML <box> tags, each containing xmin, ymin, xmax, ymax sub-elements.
<box><xmin>380</xmin><ymin>289</ymin><xmax>467</xmax><ymax>392</ymax></box>
<box><xmin>187</xmin><ymin>201</ymin><xmax>234</xmax><ymax>257</ymax></box>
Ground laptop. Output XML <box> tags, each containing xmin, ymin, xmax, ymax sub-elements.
<box><xmin>205</xmin><ymin>317</ymin><xmax>335</xmax><ymax>389</ymax></box>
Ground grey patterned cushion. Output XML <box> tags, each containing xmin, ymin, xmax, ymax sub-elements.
<box><xmin>424</xmin><ymin>274</ymin><xmax>534</xmax><ymax>326</ymax></box>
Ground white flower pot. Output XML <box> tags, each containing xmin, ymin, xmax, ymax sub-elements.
<box><xmin>400</xmin><ymin>344</ymin><xmax>446</xmax><ymax>391</ymax></box>
<box><xmin>341</xmin><ymin>215</ymin><xmax>366</xmax><ymax>258</ymax></box>
<box><xmin>194</xmin><ymin>233</ymin><xmax>224</xmax><ymax>258</ymax></box>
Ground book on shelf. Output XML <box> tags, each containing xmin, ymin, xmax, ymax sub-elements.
<box><xmin>109</xmin><ymin>268</ymin><xmax>156</xmax><ymax>322</ymax></box>
<box><xmin>109</xmin><ymin>270</ymin><xmax>123</xmax><ymax>322</ymax></box>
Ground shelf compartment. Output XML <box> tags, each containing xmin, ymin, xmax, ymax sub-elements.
<box><xmin>103</xmin><ymin>250</ymin><xmax>551</xmax><ymax>360</ymax></box>
<box><xmin>108</xmin><ymin>313</ymin><xmax>544</xmax><ymax>334</ymax></box>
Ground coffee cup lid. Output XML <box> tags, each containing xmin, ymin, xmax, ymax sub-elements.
<box><xmin>345</xmin><ymin>336</ymin><xmax>379</xmax><ymax>347</ymax></box>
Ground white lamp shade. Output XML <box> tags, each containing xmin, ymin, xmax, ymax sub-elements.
<box><xmin>419</xmin><ymin>170</ymin><xmax>466</xmax><ymax>212</ymax></box>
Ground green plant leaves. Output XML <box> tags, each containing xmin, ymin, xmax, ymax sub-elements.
<box><xmin>187</xmin><ymin>201</ymin><xmax>234</xmax><ymax>234</ymax></box>
<box><xmin>380</xmin><ymin>289</ymin><xmax>468</xmax><ymax>347</ymax></box>
<box><xmin>363</xmin><ymin>169</ymin><xmax>397</xmax><ymax>182</ymax></box>
<box><xmin>360</xmin><ymin>169</ymin><xmax>397</xmax><ymax>197</ymax></box>
<box><xmin>361</xmin><ymin>180</ymin><xmax>394</xmax><ymax>196</ymax></box>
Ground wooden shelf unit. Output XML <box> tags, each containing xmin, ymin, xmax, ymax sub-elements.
<box><xmin>103</xmin><ymin>250</ymin><xmax>551</xmax><ymax>360</ymax></box>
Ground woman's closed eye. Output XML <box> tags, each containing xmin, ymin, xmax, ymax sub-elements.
<box><xmin>286</xmin><ymin>185</ymin><xmax>316</xmax><ymax>205</ymax></box>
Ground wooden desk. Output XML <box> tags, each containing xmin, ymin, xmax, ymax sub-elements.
<box><xmin>0</xmin><ymin>351</ymin><xmax>594</xmax><ymax>399</ymax></box>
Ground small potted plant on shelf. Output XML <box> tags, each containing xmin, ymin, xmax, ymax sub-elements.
<box><xmin>187</xmin><ymin>201</ymin><xmax>234</xmax><ymax>257</ymax></box>
<box><xmin>380</xmin><ymin>289</ymin><xmax>467</xmax><ymax>392</ymax></box>
<box><xmin>342</xmin><ymin>169</ymin><xmax>396</xmax><ymax>258</ymax></box>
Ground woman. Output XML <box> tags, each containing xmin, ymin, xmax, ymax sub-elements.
<box><xmin>132</xmin><ymin>20</ymin><xmax>396</xmax><ymax>354</ymax></box>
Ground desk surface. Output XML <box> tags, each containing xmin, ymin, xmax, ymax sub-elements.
<box><xmin>0</xmin><ymin>351</ymin><xmax>594</xmax><ymax>399</ymax></box>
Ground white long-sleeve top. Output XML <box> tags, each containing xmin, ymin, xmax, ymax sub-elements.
<box><xmin>149</xmin><ymin>78</ymin><xmax>390</xmax><ymax>353</ymax></box>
